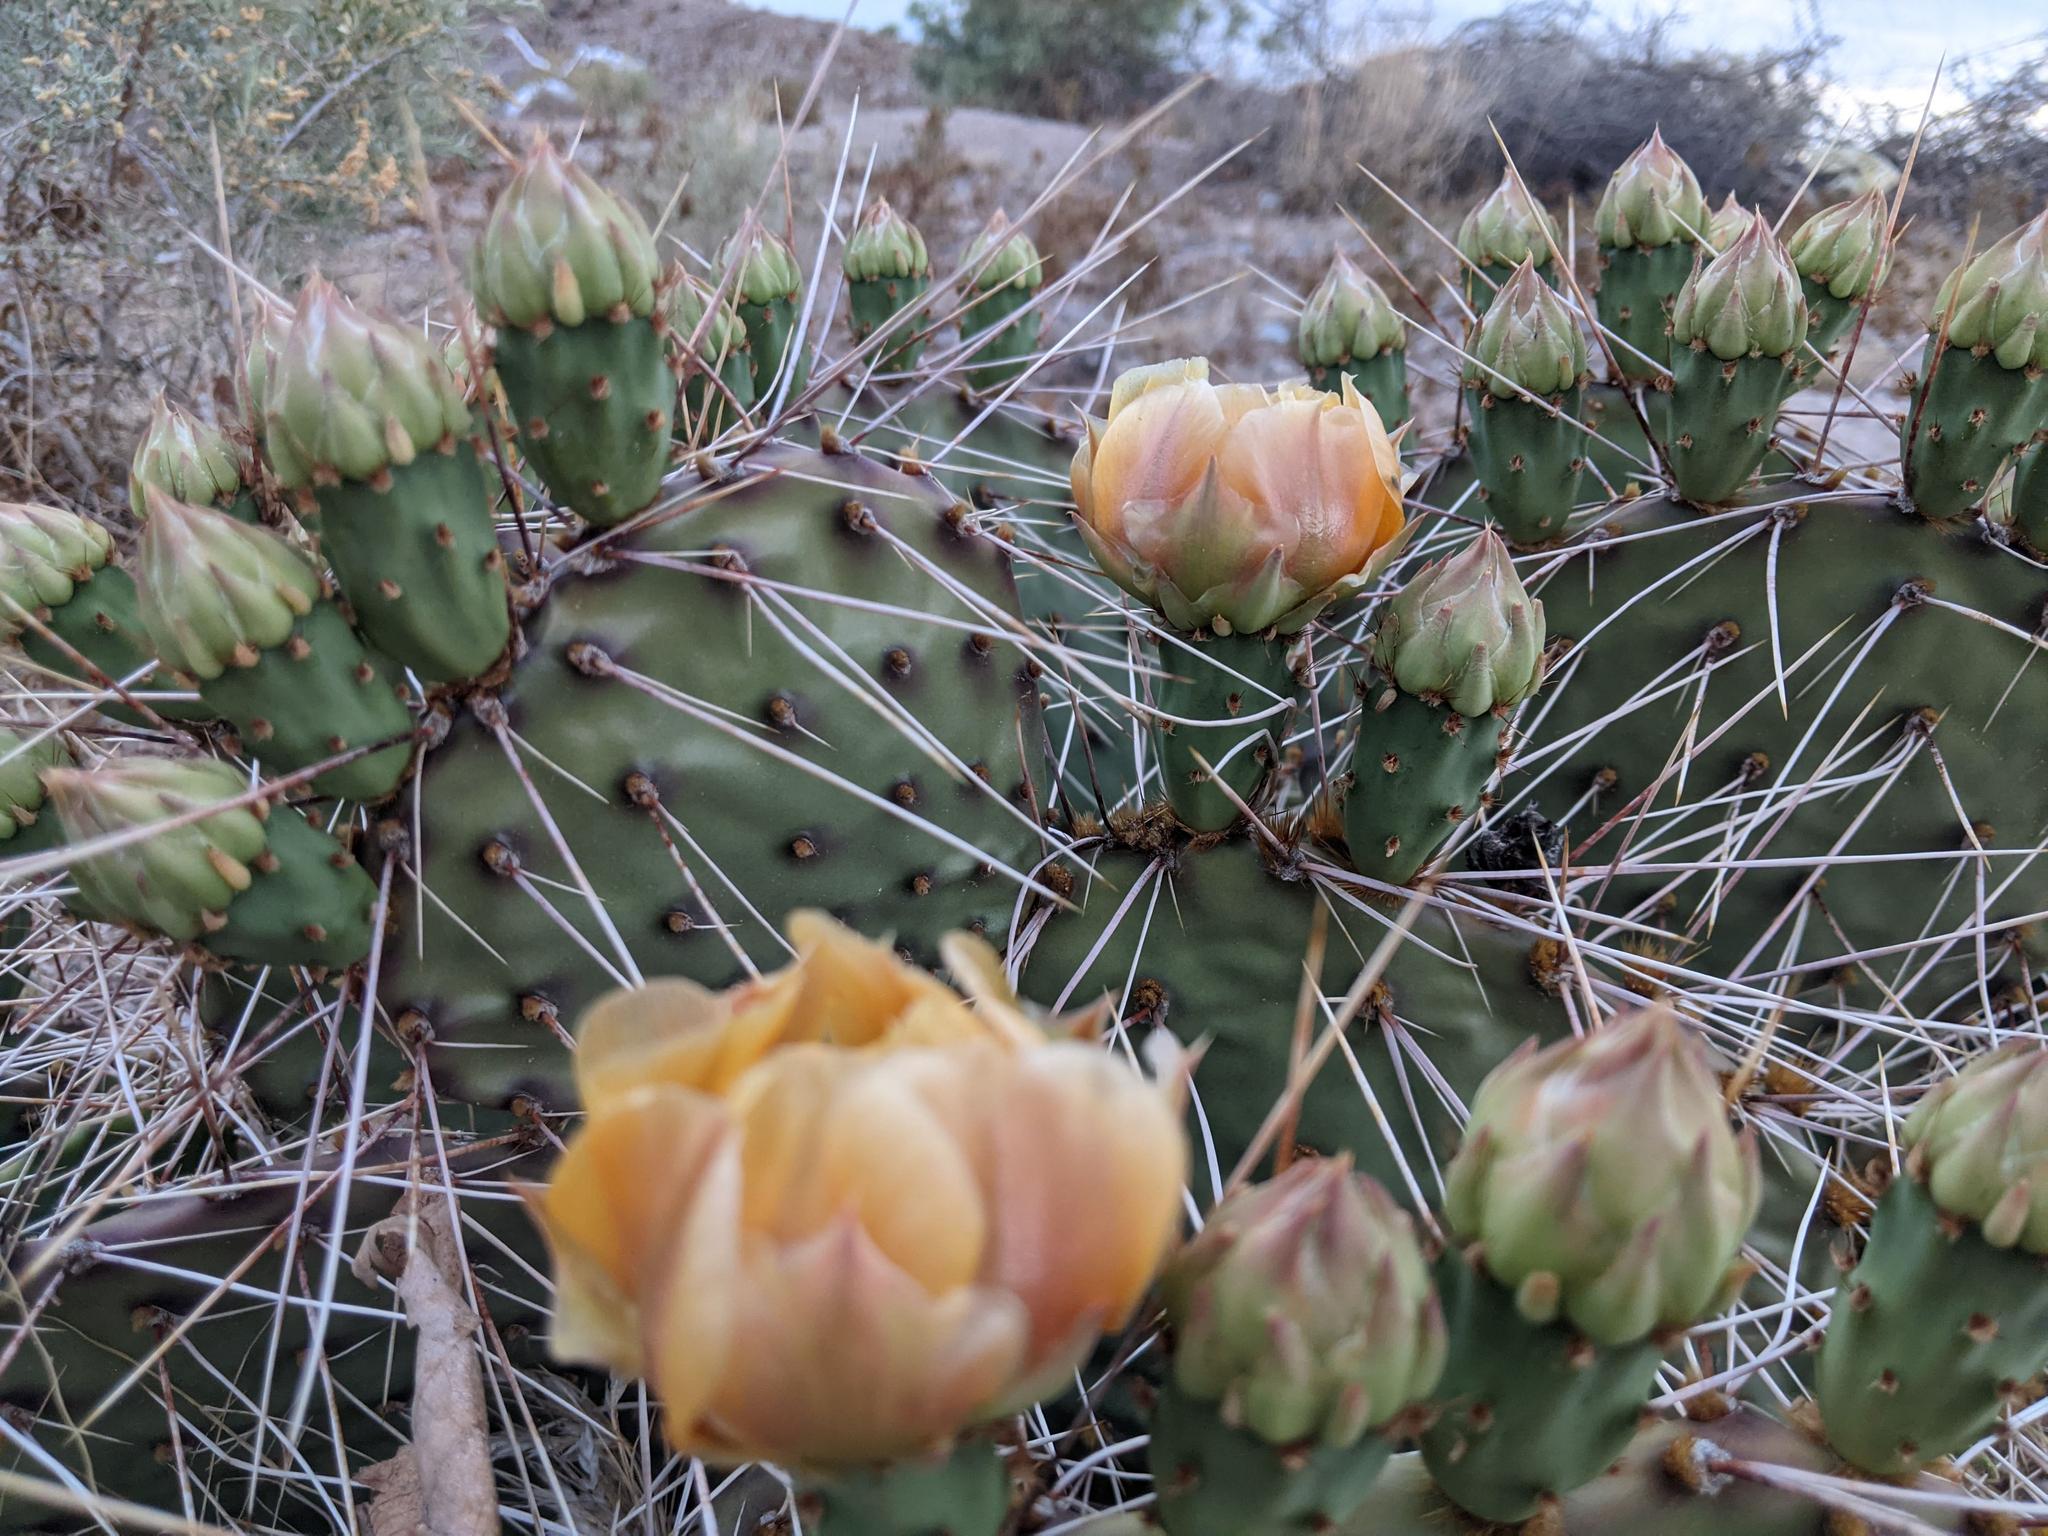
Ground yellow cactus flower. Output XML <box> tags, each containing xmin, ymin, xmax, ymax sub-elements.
<box><xmin>528</xmin><ymin>912</ymin><xmax>1187</xmax><ymax>1472</ymax></box>
<box><xmin>1069</xmin><ymin>357</ymin><xmax>1408</xmax><ymax>636</ymax></box>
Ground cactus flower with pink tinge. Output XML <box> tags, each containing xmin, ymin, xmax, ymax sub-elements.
<box><xmin>1070</xmin><ymin>358</ymin><xmax>1408</xmax><ymax>636</ymax></box>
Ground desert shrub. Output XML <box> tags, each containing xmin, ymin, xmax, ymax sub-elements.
<box><xmin>910</xmin><ymin>0</ymin><xmax>1213</xmax><ymax>121</ymax></box>
<box><xmin>1879</xmin><ymin>48</ymin><xmax>2048</xmax><ymax>228</ymax></box>
<box><xmin>1195</xmin><ymin>1</ymin><xmax>1829</xmax><ymax>215</ymax></box>
<box><xmin>0</xmin><ymin>0</ymin><xmax>483</xmax><ymax>509</ymax></box>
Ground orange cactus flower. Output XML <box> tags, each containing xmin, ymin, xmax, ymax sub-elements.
<box><xmin>1070</xmin><ymin>358</ymin><xmax>1408</xmax><ymax>635</ymax></box>
<box><xmin>527</xmin><ymin>912</ymin><xmax>1187</xmax><ymax>1472</ymax></box>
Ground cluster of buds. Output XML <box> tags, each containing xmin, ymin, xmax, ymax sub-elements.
<box><xmin>529</xmin><ymin>913</ymin><xmax>1186</xmax><ymax>1472</ymax></box>
<box><xmin>1070</xmin><ymin>358</ymin><xmax>1407</xmax><ymax>636</ymax></box>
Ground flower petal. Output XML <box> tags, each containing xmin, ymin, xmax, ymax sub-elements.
<box><xmin>686</xmin><ymin>1220</ymin><xmax>1029</xmax><ymax>1470</ymax></box>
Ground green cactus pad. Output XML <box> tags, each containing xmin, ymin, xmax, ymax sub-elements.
<box><xmin>491</xmin><ymin>314</ymin><xmax>674</xmax><ymax>525</ymax></box>
<box><xmin>1465</xmin><ymin>387</ymin><xmax>1589</xmax><ymax>546</ymax></box>
<box><xmin>310</xmin><ymin>440</ymin><xmax>512</xmax><ymax>684</ymax></box>
<box><xmin>193</xmin><ymin>598</ymin><xmax>415</xmax><ymax>802</ymax></box>
<box><xmin>1419</xmin><ymin>1248</ymin><xmax>1666</xmax><ymax>1523</ymax></box>
<box><xmin>1664</xmin><ymin>349</ymin><xmax>1806</xmax><ymax>506</ymax></box>
<box><xmin>1506</xmin><ymin>488</ymin><xmax>2048</xmax><ymax>1008</ymax></box>
<box><xmin>1344</xmin><ymin>690</ymin><xmax>1507</xmax><ymax>888</ymax></box>
<box><xmin>1361</xmin><ymin>1404</ymin><xmax>1987</xmax><ymax>1536</ymax></box>
<box><xmin>1150</xmin><ymin>631</ymin><xmax>1293</xmax><ymax>832</ymax></box>
<box><xmin>2008</xmin><ymin>442</ymin><xmax>2047</xmax><ymax>555</ymax></box>
<box><xmin>1008</xmin><ymin>835</ymin><xmax>1572</xmax><ymax>1194</ymax></box>
<box><xmin>0</xmin><ymin>1136</ymin><xmax>550</xmax><ymax>1532</ymax></box>
<box><xmin>1816</xmin><ymin>1176</ymin><xmax>2048</xmax><ymax>1476</ymax></box>
<box><xmin>382</xmin><ymin>439</ymin><xmax>1049</xmax><ymax>1109</ymax></box>
<box><xmin>801</xmin><ymin>1439</ymin><xmax>1008</xmax><ymax>1536</ymax></box>
<box><xmin>1151</xmin><ymin>1377</ymin><xmax>1393</xmax><ymax>1536</ymax></box>
<box><xmin>850</xmin><ymin>274</ymin><xmax>934</xmax><ymax>374</ymax></box>
<box><xmin>1596</xmin><ymin>242</ymin><xmax>1699</xmax><ymax>381</ymax></box>
<box><xmin>1901</xmin><ymin>341</ymin><xmax>2047</xmax><ymax>522</ymax></box>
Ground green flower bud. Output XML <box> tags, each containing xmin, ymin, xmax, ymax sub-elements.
<box><xmin>719</xmin><ymin>215</ymin><xmax>803</xmax><ymax>306</ymax></box>
<box><xmin>134</xmin><ymin>488</ymin><xmax>320</xmax><ymax>682</ymax></box>
<box><xmin>1593</xmin><ymin>129</ymin><xmax>1708</xmax><ymax>251</ymax></box>
<box><xmin>0</xmin><ymin>727</ymin><xmax>67</xmax><ymax>842</ymax></box>
<box><xmin>1373</xmin><ymin>528</ymin><xmax>1545</xmax><ymax>716</ymax></box>
<box><xmin>1672</xmin><ymin>212</ymin><xmax>1807</xmax><ymax>360</ymax></box>
<box><xmin>1928</xmin><ymin>207</ymin><xmax>2048</xmax><ymax>370</ymax></box>
<box><xmin>1466</xmin><ymin>260</ymin><xmax>1586</xmax><ymax>399</ymax></box>
<box><xmin>665</xmin><ymin>270</ymin><xmax>749</xmax><ymax>364</ymax></box>
<box><xmin>1442</xmin><ymin>1005</ymin><xmax>1761</xmax><ymax>1347</ymax></box>
<box><xmin>130</xmin><ymin>395</ymin><xmax>244</xmax><ymax>520</ymax></box>
<box><xmin>842</xmin><ymin>198</ymin><xmax>930</xmax><ymax>283</ymax></box>
<box><xmin>1162</xmin><ymin>1156</ymin><xmax>1446</xmax><ymax>1447</ymax></box>
<box><xmin>0</xmin><ymin>502</ymin><xmax>115</xmax><ymax>628</ymax></box>
<box><xmin>257</xmin><ymin>278</ymin><xmax>473</xmax><ymax>489</ymax></box>
<box><xmin>45</xmin><ymin>757</ymin><xmax>269</xmax><ymax>942</ymax></box>
<box><xmin>1904</xmin><ymin>1042</ymin><xmax>2048</xmax><ymax>1253</ymax></box>
<box><xmin>1456</xmin><ymin>170</ymin><xmax>1560</xmax><ymax>272</ymax></box>
<box><xmin>1705</xmin><ymin>193</ymin><xmax>1750</xmax><ymax>252</ymax></box>
<box><xmin>1298</xmin><ymin>253</ymin><xmax>1404</xmax><ymax>371</ymax></box>
<box><xmin>1787</xmin><ymin>189</ymin><xmax>1890</xmax><ymax>301</ymax></box>
<box><xmin>471</xmin><ymin>139</ymin><xmax>659</xmax><ymax>331</ymax></box>
<box><xmin>965</xmin><ymin>211</ymin><xmax>1044</xmax><ymax>294</ymax></box>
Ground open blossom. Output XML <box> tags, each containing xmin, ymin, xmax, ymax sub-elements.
<box><xmin>528</xmin><ymin>912</ymin><xmax>1187</xmax><ymax>1472</ymax></box>
<box><xmin>1070</xmin><ymin>358</ymin><xmax>1407</xmax><ymax>636</ymax></box>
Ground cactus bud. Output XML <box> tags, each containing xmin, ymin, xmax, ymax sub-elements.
<box><xmin>1788</xmin><ymin>189</ymin><xmax>1889</xmax><ymax>304</ymax></box>
<box><xmin>130</xmin><ymin>396</ymin><xmax>246</xmax><ymax>522</ymax></box>
<box><xmin>1467</xmin><ymin>260</ymin><xmax>1587</xmax><ymax>399</ymax></box>
<box><xmin>720</xmin><ymin>214</ymin><xmax>803</xmax><ymax>309</ymax></box>
<box><xmin>0</xmin><ymin>728</ymin><xmax>67</xmax><ymax>844</ymax></box>
<box><xmin>1457</xmin><ymin>169</ymin><xmax>1561</xmax><ymax>277</ymax></box>
<box><xmin>1593</xmin><ymin>130</ymin><xmax>1708</xmax><ymax>251</ymax></box>
<box><xmin>1163</xmin><ymin>1157</ymin><xmax>1445</xmax><ymax>1447</ymax></box>
<box><xmin>258</xmin><ymin>278</ymin><xmax>471</xmax><ymax>490</ymax></box>
<box><xmin>1299</xmin><ymin>253</ymin><xmax>1404</xmax><ymax>372</ymax></box>
<box><xmin>471</xmin><ymin>138</ymin><xmax>659</xmax><ymax>331</ymax></box>
<box><xmin>1672</xmin><ymin>212</ymin><xmax>1807</xmax><ymax>361</ymax></box>
<box><xmin>0</xmin><ymin>502</ymin><xmax>114</xmax><ymax>624</ymax></box>
<box><xmin>843</xmin><ymin>197</ymin><xmax>930</xmax><ymax>284</ymax></box>
<box><xmin>1442</xmin><ymin>1004</ymin><xmax>1760</xmax><ymax>1346</ymax></box>
<box><xmin>720</xmin><ymin>214</ymin><xmax>807</xmax><ymax>399</ymax></box>
<box><xmin>843</xmin><ymin>199</ymin><xmax>934</xmax><ymax>373</ymax></box>
<box><xmin>133</xmin><ymin>489</ymin><xmax>318</xmax><ymax>683</ymax></box>
<box><xmin>1904</xmin><ymin>1042</ymin><xmax>2048</xmax><ymax>1251</ymax></box>
<box><xmin>965</xmin><ymin>210</ymin><xmax>1043</xmax><ymax>295</ymax></box>
<box><xmin>44</xmin><ymin>758</ymin><xmax>269</xmax><ymax>941</ymax></box>
<box><xmin>1374</xmin><ymin>530</ymin><xmax>1544</xmax><ymax>717</ymax></box>
<box><xmin>1705</xmin><ymin>193</ymin><xmax>1749</xmax><ymax>252</ymax></box>
<box><xmin>1929</xmin><ymin>207</ymin><xmax>2048</xmax><ymax>370</ymax></box>
<box><xmin>957</xmin><ymin>211</ymin><xmax>1047</xmax><ymax>390</ymax></box>
<box><xmin>1071</xmin><ymin>359</ymin><xmax>1406</xmax><ymax>636</ymax></box>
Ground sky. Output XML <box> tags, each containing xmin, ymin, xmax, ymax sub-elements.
<box><xmin>747</xmin><ymin>0</ymin><xmax>2042</xmax><ymax>116</ymax></box>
